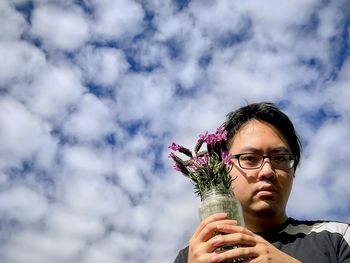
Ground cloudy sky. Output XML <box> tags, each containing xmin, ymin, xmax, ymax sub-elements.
<box><xmin>0</xmin><ymin>0</ymin><xmax>350</xmax><ymax>262</ymax></box>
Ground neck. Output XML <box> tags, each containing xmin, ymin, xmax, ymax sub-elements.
<box><xmin>243</xmin><ymin>211</ymin><xmax>288</xmax><ymax>232</ymax></box>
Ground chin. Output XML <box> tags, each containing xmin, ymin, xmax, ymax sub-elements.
<box><xmin>251</xmin><ymin>202</ymin><xmax>282</xmax><ymax>217</ymax></box>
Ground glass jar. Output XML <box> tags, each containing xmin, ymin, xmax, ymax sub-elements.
<box><xmin>199</xmin><ymin>186</ymin><xmax>244</xmax><ymax>263</ymax></box>
<box><xmin>199</xmin><ymin>186</ymin><xmax>244</xmax><ymax>225</ymax></box>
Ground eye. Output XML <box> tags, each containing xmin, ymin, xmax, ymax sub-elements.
<box><xmin>240</xmin><ymin>154</ymin><xmax>260</xmax><ymax>163</ymax></box>
<box><xmin>273</xmin><ymin>155</ymin><xmax>287</xmax><ymax>161</ymax></box>
<box><xmin>272</xmin><ymin>154</ymin><xmax>294</xmax><ymax>163</ymax></box>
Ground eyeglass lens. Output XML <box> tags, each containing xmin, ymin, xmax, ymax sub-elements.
<box><xmin>238</xmin><ymin>153</ymin><xmax>295</xmax><ymax>169</ymax></box>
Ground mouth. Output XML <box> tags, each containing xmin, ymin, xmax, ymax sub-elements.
<box><xmin>255</xmin><ymin>184</ymin><xmax>278</xmax><ymax>198</ymax></box>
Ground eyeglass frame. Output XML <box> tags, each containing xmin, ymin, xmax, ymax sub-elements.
<box><xmin>230</xmin><ymin>153</ymin><xmax>296</xmax><ymax>170</ymax></box>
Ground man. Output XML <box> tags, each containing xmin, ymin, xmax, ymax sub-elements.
<box><xmin>174</xmin><ymin>102</ymin><xmax>350</xmax><ymax>263</ymax></box>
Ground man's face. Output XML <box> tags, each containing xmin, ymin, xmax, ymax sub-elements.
<box><xmin>229</xmin><ymin>119</ymin><xmax>294</xmax><ymax>221</ymax></box>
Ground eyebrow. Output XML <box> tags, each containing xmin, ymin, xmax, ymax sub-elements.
<box><xmin>238</xmin><ymin>146</ymin><xmax>291</xmax><ymax>154</ymax></box>
<box><xmin>270</xmin><ymin>147</ymin><xmax>292</xmax><ymax>153</ymax></box>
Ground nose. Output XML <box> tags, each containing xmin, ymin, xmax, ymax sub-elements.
<box><xmin>258</xmin><ymin>158</ymin><xmax>276</xmax><ymax>180</ymax></box>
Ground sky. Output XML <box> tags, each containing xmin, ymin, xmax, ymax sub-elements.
<box><xmin>0</xmin><ymin>0</ymin><xmax>350</xmax><ymax>262</ymax></box>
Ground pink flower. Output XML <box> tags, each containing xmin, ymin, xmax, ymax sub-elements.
<box><xmin>206</xmin><ymin>134</ymin><xmax>218</xmax><ymax>145</ymax></box>
<box><xmin>196</xmin><ymin>154</ymin><xmax>209</xmax><ymax>165</ymax></box>
<box><xmin>168</xmin><ymin>142</ymin><xmax>181</xmax><ymax>151</ymax></box>
<box><xmin>221</xmin><ymin>151</ymin><xmax>233</xmax><ymax>165</ymax></box>
<box><xmin>173</xmin><ymin>163</ymin><xmax>181</xmax><ymax>171</ymax></box>
<box><xmin>216</xmin><ymin>128</ymin><xmax>227</xmax><ymax>141</ymax></box>
<box><xmin>169</xmin><ymin>127</ymin><xmax>232</xmax><ymax>195</ymax></box>
<box><xmin>203</xmin><ymin>129</ymin><xmax>228</xmax><ymax>146</ymax></box>
<box><xmin>198</xmin><ymin>131</ymin><xmax>208</xmax><ymax>142</ymax></box>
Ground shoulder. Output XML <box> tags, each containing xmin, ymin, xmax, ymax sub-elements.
<box><xmin>173</xmin><ymin>246</ymin><xmax>189</xmax><ymax>263</ymax></box>
<box><xmin>283</xmin><ymin>218</ymin><xmax>349</xmax><ymax>235</ymax></box>
<box><xmin>282</xmin><ymin>218</ymin><xmax>350</xmax><ymax>244</ymax></box>
<box><xmin>273</xmin><ymin>219</ymin><xmax>350</xmax><ymax>262</ymax></box>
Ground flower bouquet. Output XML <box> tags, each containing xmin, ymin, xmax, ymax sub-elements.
<box><xmin>169</xmin><ymin>128</ymin><xmax>244</xmax><ymax>261</ymax></box>
<box><xmin>168</xmin><ymin>128</ymin><xmax>243</xmax><ymax>222</ymax></box>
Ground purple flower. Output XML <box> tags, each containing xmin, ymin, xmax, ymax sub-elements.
<box><xmin>216</xmin><ymin>128</ymin><xmax>227</xmax><ymax>141</ymax></box>
<box><xmin>196</xmin><ymin>154</ymin><xmax>209</xmax><ymax>165</ymax></box>
<box><xmin>173</xmin><ymin>163</ymin><xmax>181</xmax><ymax>171</ymax></box>
<box><xmin>168</xmin><ymin>142</ymin><xmax>181</xmax><ymax>151</ymax></box>
<box><xmin>198</xmin><ymin>131</ymin><xmax>208</xmax><ymax>142</ymax></box>
<box><xmin>203</xmin><ymin>129</ymin><xmax>228</xmax><ymax>146</ymax></box>
<box><xmin>169</xmin><ymin>128</ymin><xmax>233</xmax><ymax>195</ymax></box>
<box><xmin>221</xmin><ymin>151</ymin><xmax>233</xmax><ymax>165</ymax></box>
<box><xmin>206</xmin><ymin>134</ymin><xmax>218</xmax><ymax>145</ymax></box>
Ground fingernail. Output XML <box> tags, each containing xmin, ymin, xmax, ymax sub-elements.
<box><xmin>212</xmin><ymin>254</ymin><xmax>221</xmax><ymax>262</ymax></box>
<box><xmin>217</xmin><ymin>224</ymin><xmax>224</xmax><ymax>229</ymax></box>
<box><xmin>217</xmin><ymin>212</ymin><xmax>227</xmax><ymax>217</ymax></box>
<box><xmin>211</xmin><ymin>236</ymin><xmax>220</xmax><ymax>246</ymax></box>
<box><xmin>222</xmin><ymin>220</ymin><xmax>237</xmax><ymax>226</ymax></box>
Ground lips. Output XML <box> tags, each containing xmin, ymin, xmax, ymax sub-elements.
<box><xmin>258</xmin><ymin>184</ymin><xmax>277</xmax><ymax>192</ymax></box>
<box><xmin>255</xmin><ymin>184</ymin><xmax>278</xmax><ymax>197</ymax></box>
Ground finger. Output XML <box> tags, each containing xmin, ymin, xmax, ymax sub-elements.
<box><xmin>211</xmin><ymin>246</ymin><xmax>258</xmax><ymax>263</ymax></box>
<box><xmin>216</xmin><ymin>224</ymin><xmax>255</xmax><ymax>237</ymax></box>
<box><xmin>209</xmin><ymin>232</ymin><xmax>256</xmax><ymax>249</ymax></box>
<box><xmin>193</xmin><ymin>213</ymin><xmax>232</xmax><ymax>238</ymax></box>
<box><xmin>197</xmin><ymin>219</ymin><xmax>238</xmax><ymax>242</ymax></box>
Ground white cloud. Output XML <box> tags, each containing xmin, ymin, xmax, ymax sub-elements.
<box><xmin>114</xmin><ymin>71</ymin><xmax>174</xmax><ymax>131</ymax></box>
<box><xmin>112</xmin><ymin>131</ymin><xmax>158</xmax><ymax>195</ymax></box>
<box><xmin>289</xmin><ymin>118</ymin><xmax>350</xmax><ymax>219</ymax></box>
<box><xmin>131</xmin><ymin>39</ymin><xmax>168</xmax><ymax>69</ymax></box>
<box><xmin>0</xmin><ymin>185</ymin><xmax>47</xmax><ymax>223</ymax></box>
<box><xmin>114</xmin><ymin>157</ymin><xmax>147</xmax><ymax>195</ymax></box>
<box><xmin>189</xmin><ymin>0</ymin><xmax>247</xmax><ymax>39</ymax></box>
<box><xmin>327</xmin><ymin>56</ymin><xmax>350</xmax><ymax>115</ymax></box>
<box><xmin>89</xmin><ymin>0</ymin><xmax>144</xmax><ymax>41</ymax></box>
<box><xmin>317</xmin><ymin>2</ymin><xmax>343</xmax><ymax>40</ymax></box>
<box><xmin>46</xmin><ymin>205</ymin><xmax>104</xmax><ymax>240</ymax></box>
<box><xmin>0</xmin><ymin>1</ymin><xmax>27</xmax><ymax>40</ymax></box>
<box><xmin>13</xmin><ymin>64</ymin><xmax>85</xmax><ymax>121</ymax></box>
<box><xmin>61</xmin><ymin>145</ymin><xmax>113</xmax><ymax>176</ymax></box>
<box><xmin>1</xmin><ymin>0</ymin><xmax>350</xmax><ymax>262</ymax></box>
<box><xmin>0</xmin><ymin>97</ymin><xmax>54</xmax><ymax>169</ymax></box>
<box><xmin>62</xmin><ymin>94</ymin><xmax>115</xmax><ymax>142</ymax></box>
<box><xmin>31</xmin><ymin>4</ymin><xmax>89</xmax><ymax>51</ymax></box>
<box><xmin>75</xmin><ymin>45</ymin><xmax>128</xmax><ymax>86</ymax></box>
<box><xmin>0</xmin><ymin>41</ymin><xmax>46</xmax><ymax>86</ymax></box>
<box><xmin>80</xmin><ymin>232</ymin><xmax>146</xmax><ymax>263</ymax></box>
<box><xmin>239</xmin><ymin>0</ymin><xmax>318</xmax><ymax>26</ymax></box>
<box><xmin>2</xmin><ymin>228</ymin><xmax>83</xmax><ymax>263</ymax></box>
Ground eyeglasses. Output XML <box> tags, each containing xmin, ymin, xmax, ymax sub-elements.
<box><xmin>230</xmin><ymin>153</ymin><xmax>295</xmax><ymax>170</ymax></box>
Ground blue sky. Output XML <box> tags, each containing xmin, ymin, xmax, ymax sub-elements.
<box><xmin>0</xmin><ymin>0</ymin><xmax>350</xmax><ymax>262</ymax></box>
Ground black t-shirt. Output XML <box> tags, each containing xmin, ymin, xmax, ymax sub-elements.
<box><xmin>174</xmin><ymin>218</ymin><xmax>350</xmax><ymax>263</ymax></box>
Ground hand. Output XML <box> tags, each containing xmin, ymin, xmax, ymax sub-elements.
<box><xmin>210</xmin><ymin>223</ymin><xmax>302</xmax><ymax>263</ymax></box>
<box><xmin>188</xmin><ymin>213</ymin><xmax>238</xmax><ymax>263</ymax></box>
<box><xmin>188</xmin><ymin>213</ymin><xmax>301</xmax><ymax>263</ymax></box>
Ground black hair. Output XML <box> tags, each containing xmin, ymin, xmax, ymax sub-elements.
<box><xmin>221</xmin><ymin>102</ymin><xmax>302</xmax><ymax>170</ymax></box>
